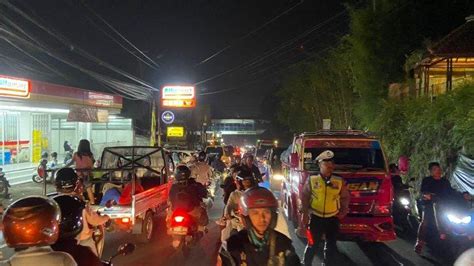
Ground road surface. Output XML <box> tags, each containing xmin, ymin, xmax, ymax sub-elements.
<box><xmin>0</xmin><ymin>185</ymin><xmax>453</xmax><ymax>265</ymax></box>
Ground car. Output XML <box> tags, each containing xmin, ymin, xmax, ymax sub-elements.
<box><xmin>281</xmin><ymin>130</ymin><xmax>396</xmax><ymax>242</ymax></box>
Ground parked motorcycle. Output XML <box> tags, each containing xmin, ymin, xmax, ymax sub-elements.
<box><xmin>102</xmin><ymin>242</ymin><xmax>135</xmax><ymax>266</ymax></box>
<box><xmin>167</xmin><ymin>208</ymin><xmax>205</xmax><ymax>257</ymax></box>
<box><xmin>0</xmin><ymin>168</ymin><xmax>11</xmax><ymax>198</ymax></box>
<box><xmin>32</xmin><ymin>158</ymin><xmax>60</xmax><ymax>183</ymax></box>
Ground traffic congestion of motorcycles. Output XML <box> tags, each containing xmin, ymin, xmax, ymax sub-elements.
<box><xmin>0</xmin><ymin>132</ymin><xmax>473</xmax><ymax>266</ymax></box>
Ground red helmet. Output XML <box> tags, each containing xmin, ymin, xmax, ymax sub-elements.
<box><xmin>3</xmin><ymin>196</ymin><xmax>61</xmax><ymax>248</ymax></box>
<box><xmin>240</xmin><ymin>187</ymin><xmax>278</xmax><ymax>230</ymax></box>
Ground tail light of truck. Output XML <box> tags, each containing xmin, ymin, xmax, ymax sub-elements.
<box><xmin>372</xmin><ymin>204</ymin><xmax>391</xmax><ymax>216</ymax></box>
<box><xmin>121</xmin><ymin>217</ymin><xmax>131</xmax><ymax>224</ymax></box>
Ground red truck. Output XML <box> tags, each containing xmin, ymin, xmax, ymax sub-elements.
<box><xmin>281</xmin><ymin>131</ymin><xmax>396</xmax><ymax>242</ymax></box>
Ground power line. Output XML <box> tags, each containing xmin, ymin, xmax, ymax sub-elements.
<box><xmin>78</xmin><ymin>1</ymin><xmax>160</xmax><ymax>70</ymax></box>
<box><xmin>1</xmin><ymin>1</ymin><xmax>158</xmax><ymax>91</ymax></box>
<box><xmin>195</xmin><ymin>0</ymin><xmax>305</xmax><ymax>66</ymax></box>
<box><xmin>193</xmin><ymin>9</ymin><xmax>347</xmax><ymax>86</ymax></box>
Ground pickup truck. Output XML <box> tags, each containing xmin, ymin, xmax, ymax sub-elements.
<box><xmin>89</xmin><ymin>146</ymin><xmax>173</xmax><ymax>243</ymax></box>
<box><xmin>281</xmin><ymin>131</ymin><xmax>396</xmax><ymax>242</ymax></box>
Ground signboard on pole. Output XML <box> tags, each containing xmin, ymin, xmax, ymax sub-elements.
<box><xmin>161</xmin><ymin>86</ymin><xmax>195</xmax><ymax>108</ymax></box>
<box><xmin>161</xmin><ymin>111</ymin><xmax>175</xmax><ymax>124</ymax></box>
<box><xmin>167</xmin><ymin>126</ymin><xmax>184</xmax><ymax>137</ymax></box>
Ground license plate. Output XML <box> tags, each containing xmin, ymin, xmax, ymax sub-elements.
<box><xmin>172</xmin><ymin>226</ymin><xmax>188</xmax><ymax>235</ymax></box>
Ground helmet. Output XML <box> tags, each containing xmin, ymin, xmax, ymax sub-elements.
<box><xmin>175</xmin><ymin>165</ymin><xmax>191</xmax><ymax>182</ymax></box>
<box><xmin>3</xmin><ymin>196</ymin><xmax>61</xmax><ymax>248</ymax></box>
<box><xmin>197</xmin><ymin>151</ymin><xmax>206</xmax><ymax>162</ymax></box>
<box><xmin>55</xmin><ymin>168</ymin><xmax>78</xmax><ymax>191</ymax></box>
<box><xmin>51</xmin><ymin>152</ymin><xmax>58</xmax><ymax>158</ymax></box>
<box><xmin>236</xmin><ymin>169</ymin><xmax>254</xmax><ymax>181</ymax></box>
<box><xmin>52</xmin><ymin>195</ymin><xmax>85</xmax><ymax>240</ymax></box>
<box><xmin>41</xmin><ymin>151</ymin><xmax>49</xmax><ymax>159</ymax></box>
<box><xmin>239</xmin><ymin>187</ymin><xmax>278</xmax><ymax>230</ymax></box>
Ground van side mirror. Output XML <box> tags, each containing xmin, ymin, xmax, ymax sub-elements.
<box><xmin>290</xmin><ymin>153</ymin><xmax>299</xmax><ymax>168</ymax></box>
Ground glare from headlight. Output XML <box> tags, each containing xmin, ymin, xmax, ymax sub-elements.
<box><xmin>447</xmin><ymin>214</ymin><xmax>471</xmax><ymax>224</ymax></box>
<box><xmin>399</xmin><ymin>198</ymin><xmax>410</xmax><ymax>206</ymax></box>
<box><xmin>272</xmin><ymin>174</ymin><xmax>284</xmax><ymax>181</ymax></box>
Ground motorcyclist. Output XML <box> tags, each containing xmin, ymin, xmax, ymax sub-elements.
<box><xmin>55</xmin><ymin>167</ymin><xmax>110</xmax><ymax>256</ymax></box>
<box><xmin>389</xmin><ymin>163</ymin><xmax>405</xmax><ymax>194</ymax></box>
<box><xmin>212</xmin><ymin>154</ymin><xmax>227</xmax><ymax>173</ymax></box>
<box><xmin>414</xmin><ymin>162</ymin><xmax>470</xmax><ymax>254</ymax></box>
<box><xmin>219</xmin><ymin>187</ymin><xmax>300</xmax><ymax>266</ymax></box>
<box><xmin>190</xmin><ymin>151</ymin><xmax>213</xmax><ymax>186</ymax></box>
<box><xmin>51</xmin><ymin>195</ymin><xmax>102</xmax><ymax>266</ymax></box>
<box><xmin>222</xmin><ymin>165</ymin><xmax>240</xmax><ymax>204</ymax></box>
<box><xmin>242</xmin><ymin>155</ymin><xmax>263</xmax><ymax>183</ymax></box>
<box><xmin>1</xmin><ymin>196</ymin><xmax>77</xmax><ymax>266</ymax></box>
<box><xmin>168</xmin><ymin>165</ymin><xmax>209</xmax><ymax>230</ymax></box>
<box><xmin>221</xmin><ymin>169</ymin><xmax>257</xmax><ymax>243</ymax></box>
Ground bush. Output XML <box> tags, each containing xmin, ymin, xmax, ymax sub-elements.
<box><xmin>373</xmin><ymin>83</ymin><xmax>474</xmax><ymax>180</ymax></box>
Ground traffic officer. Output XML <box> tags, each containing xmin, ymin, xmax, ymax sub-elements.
<box><xmin>301</xmin><ymin>150</ymin><xmax>350</xmax><ymax>266</ymax></box>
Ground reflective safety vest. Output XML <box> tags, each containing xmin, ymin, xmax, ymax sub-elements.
<box><xmin>309</xmin><ymin>174</ymin><xmax>344</xmax><ymax>218</ymax></box>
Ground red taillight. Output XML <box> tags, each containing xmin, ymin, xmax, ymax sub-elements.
<box><xmin>174</xmin><ymin>216</ymin><xmax>185</xmax><ymax>223</ymax></box>
<box><xmin>121</xmin><ymin>217</ymin><xmax>130</xmax><ymax>223</ymax></box>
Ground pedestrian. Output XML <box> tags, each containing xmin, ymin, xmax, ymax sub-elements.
<box><xmin>301</xmin><ymin>150</ymin><xmax>350</xmax><ymax>266</ymax></box>
<box><xmin>66</xmin><ymin>139</ymin><xmax>96</xmax><ymax>204</ymax></box>
<box><xmin>219</xmin><ymin>187</ymin><xmax>300</xmax><ymax>266</ymax></box>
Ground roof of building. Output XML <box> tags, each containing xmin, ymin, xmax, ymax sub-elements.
<box><xmin>428</xmin><ymin>15</ymin><xmax>474</xmax><ymax>57</ymax></box>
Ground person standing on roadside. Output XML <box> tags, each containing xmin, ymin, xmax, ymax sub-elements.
<box><xmin>301</xmin><ymin>150</ymin><xmax>350</xmax><ymax>266</ymax></box>
<box><xmin>66</xmin><ymin>139</ymin><xmax>96</xmax><ymax>204</ymax></box>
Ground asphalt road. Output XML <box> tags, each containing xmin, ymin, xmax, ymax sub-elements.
<box><xmin>0</xmin><ymin>184</ymin><xmax>455</xmax><ymax>265</ymax></box>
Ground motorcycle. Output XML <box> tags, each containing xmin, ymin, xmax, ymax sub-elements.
<box><xmin>0</xmin><ymin>168</ymin><xmax>10</xmax><ymax>198</ymax></box>
<box><xmin>102</xmin><ymin>242</ymin><xmax>135</xmax><ymax>266</ymax></box>
<box><xmin>393</xmin><ymin>184</ymin><xmax>413</xmax><ymax>232</ymax></box>
<box><xmin>167</xmin><ymin>208</ymin><xmax>205</xmax><ymax>257</ymax></box>
<box><xmin>32</xmin><ymin>159</ymin><xmax>60</xmax><ymax>183</ymax></box>
<box><xmin>415</xmin><ymin>193</ymin><xmax>474</xmax><ymax>260</ymax></box>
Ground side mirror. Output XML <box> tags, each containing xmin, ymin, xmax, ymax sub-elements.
<box><xmin>117</xmin><ymin>243</ymin><xmax>135</xmax><ymax>256</ymax></box>
<box><xmin>290</xmin><ymin>153</ymin><xmax>299</xmax><ymax>168</ymax></box>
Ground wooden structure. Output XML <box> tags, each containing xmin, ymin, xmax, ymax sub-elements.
<box><xmin>415</xmin><ymin>15</ymin><xmax>474</xmax><ymax>97</ymax></box>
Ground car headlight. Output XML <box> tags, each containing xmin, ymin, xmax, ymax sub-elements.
<box><xmin>399</xmin><ymin>198</ymin><xmax>410</xmax><ymax>206</ymax></box>
<box><xmin>447</xmin><ymin>214</ymin><xmax>471</xmax><ymax>224</ymax></box>
<box><xmin>272</xmin><ymin>174</ymin><xmax>284</xmax><ymax>181</ymax></box>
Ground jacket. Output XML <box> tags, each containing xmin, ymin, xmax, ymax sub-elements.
<box><xmin>1</xmin><ymin>246</ymin><xmax>77</xmax><ymax>266</ymax></box>
<box><xmin>51</xmin><ymin>238</ymin><xmax>102</xmax><ymax>266</ymax></box>
<box><xmin>302</xmin><ymin>174</ymin><xmax>350</xmax><ymax>218</ymax></box>
<box><xmin>220</xmin><ymin>230</ymin><xmax>300</xmax><ymax>266</ymax></box>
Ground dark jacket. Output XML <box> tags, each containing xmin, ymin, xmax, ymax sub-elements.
<box><xmin>420</xmin><ymin>176</ymin><xmax>457</xmax><ymax>203</ymax></box>
<box><xmin>242</xmin><ymin>164</ymin><xmax>263</xmax><ymax>183</ymax></box>
<box><xmin>51</xmin><ymin>238</ymin><xmax>102</xmax><ymax>266</ymax></box>
<box><xmin>169</xmin><ymin>178</ymin><xmax>208</xmax><ymax>211</ymax></box>
<box><xmin>222</xmin><ymin>175</ymin><xmax>237</xmax><ymax>204</ymax></box>
<box><xmin>220</xmin><ymin>230</ymin><xmax>300</xmax><ymax>266</ymax></box>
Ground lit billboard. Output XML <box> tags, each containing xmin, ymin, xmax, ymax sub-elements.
<box><xmin>167</xmin><ymin>126</ymin><xmax>185</xmax><ymax>137</ymax></box>
<box><xmin>161</xmin><ymin>85</ymin><xmax>196</xmax><ymax>108</ymax></box>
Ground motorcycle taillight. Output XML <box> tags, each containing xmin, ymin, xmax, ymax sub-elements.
<box><xmin>174</xmin><ymin>215</ymin><xmax>185</xmax><ymax>223</ymax></box>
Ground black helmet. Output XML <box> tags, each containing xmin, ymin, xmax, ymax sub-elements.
<box><xmin>198</xmin><ymin>151</ymin><xmax>206</xmax><ymax>162</ymax></box>
<box><xmin>41</xmin><ymin>151</ymin><xmax>49</xmax><ymax>159</ymax></box>
<box><xmin>55</xmin><ymin>168</ymin><xmax>78</xmax><ymax>191</ymax></box>
<box><xmin>52</xmin><ymin>195</ymin><xmax>85</xmax><ymax>240</ymax></box>
<box><xmin>175</xmin><ymin>165</ymin><xmax>191</xmax><ymax>182</ymax></box>
<box><xmin>51</xmin><ymin>152</ymin><xmax>58</xmax><ymax>158</ymax></box>
<box><xmin>236</xmin><ymin>169</ymin><xmax>254</xmax><ymax>181</ymax></box>
<box><xmin>3</xmin><ymin>196</ymin><xmax>61</xmax><ymax>248</ymax></box>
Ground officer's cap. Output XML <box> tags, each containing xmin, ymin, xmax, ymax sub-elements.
<box><xmin>316</xmin><ymin>150</ymin><xmax>334</xmax><ymax>163</ymax></box>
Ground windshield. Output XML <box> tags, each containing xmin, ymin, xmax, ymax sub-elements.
<box><xmin>303</xmin><ymin>147</ymin><xmax>386</xmax><ymax>172</ymax></box>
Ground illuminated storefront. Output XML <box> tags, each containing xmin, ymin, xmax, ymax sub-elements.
<box><xmin>0</xmin><ymin>75</ymin><xmax>133</xmax><ymax>165</ymax></box>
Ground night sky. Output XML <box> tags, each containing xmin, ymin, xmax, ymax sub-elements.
<box><xmin>1</xmin><ymin>0</ymin><xmax>347</xmax><ymax>118</ymax></box>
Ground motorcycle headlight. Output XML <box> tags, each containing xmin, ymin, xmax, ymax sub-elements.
<box><xmin>399</xmin><ymin>198</ymin><xmax>410</xmax><ymax>206</ymax></box>
<box><xmin>272</xmin><ymin>174</ymin><xmax>284</xmax><ymax>181</ymax></box>
<box><xmin>447</xmin><ymin>214</ymin><xmax>471</xmax><ymax>224</ymax></box>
